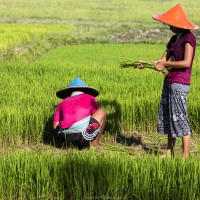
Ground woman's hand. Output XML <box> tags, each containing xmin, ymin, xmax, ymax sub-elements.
<box><xmin>154</xmin><ymin>61</ymin><xmax>165</xmax><ymax>71</ymax></box>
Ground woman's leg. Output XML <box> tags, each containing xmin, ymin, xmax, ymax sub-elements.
<box><xmin>161</xmin><ymin>134</ymin><xmax>176</xmax><ymax>158</ymax></box>
<box><xmin>167</xmin><ymin>134</ymin><xmax>176</xmax><ymax>157</ymax></box>
<box><xmin>182</xmin><ymin>135</ymin><xmax>190</xmax><ymax>159</ymax></box>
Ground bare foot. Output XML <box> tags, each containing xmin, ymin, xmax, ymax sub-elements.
<box><xmin>160</xmin><ymin>153</ymin><xmax>172</xmax><ymax>159</ymax></box>
<box><xmin>183</xmin><ymin>154</ymin><xmax>189</xmax><ymax>160</ymax></box>
<box><xmin>91</xmin><ymin>143</ymin><xmax>102</xmax><ymax>148</ymax></box>
<box><xmin>91</xmin><ymin>140</ymin><xmax>102</xmax><ymax>149</ymax></box>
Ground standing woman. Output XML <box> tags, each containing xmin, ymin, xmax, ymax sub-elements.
<box><xmin>151</xmin><ymin>4</ymin><xmax>198</xmax><ymax>159</ymax></box>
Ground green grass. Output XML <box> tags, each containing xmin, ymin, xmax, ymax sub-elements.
<box><xmin>0</xmin><ymin>150</ymin><xmax>200</xmax><ymax>199</ymax></box>
<box><xmin>0</xmin><ymin>24</ymin><xmax>73</xmax><ymax>50</ymax></box>
<box><xmin>1</xmin><ymin>0</ymin><xmax>200</xmax><ymax>24</ymax></box>
<box><xmin>0</xmin><ymin>0</ymin><xmax>200</xmax><ymax>60</ymax></box>
<box><xmin>0</xmin><ymin>1</ymin><xmax>200</xmax><ymax>199</ymax></box>
<box><xmin>1</xmin><ymin>44</ymin><xmax>200</xmax><ymax>145</ymax></box>
<box><xmin>0</xmin><ymin>24</ymin><xmax>74</xmax><ymax>61</ymax></box>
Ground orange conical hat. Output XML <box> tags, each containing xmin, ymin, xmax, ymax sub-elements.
<box><xmin>152</xmin><ymin>4</ymin><xmax>199</xmax><ymax>30</ymax></box>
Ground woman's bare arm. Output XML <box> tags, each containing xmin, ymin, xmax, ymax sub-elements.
<box><xmin>155</xmin><ymin>43</ymin><xmax>194</xmax><ymax>70</ymax></box>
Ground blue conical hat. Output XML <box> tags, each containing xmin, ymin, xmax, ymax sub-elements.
<box><xmin>56</xmin><ymin>77</ymin><xmax>99</xmax><ymax>99</ymax></box>
<box><xmin>68</xmin><ymin>77</ymin><xmax>87</xmax><ymax>87</ymax></box>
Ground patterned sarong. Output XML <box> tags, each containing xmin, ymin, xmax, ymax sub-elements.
<box><xmin>157</xmin><ymin>83</ymin><xmax>191</xmax><ymax>138</ymax></box>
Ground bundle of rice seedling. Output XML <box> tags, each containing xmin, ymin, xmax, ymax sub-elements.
<box><xmin>120</xmin><ymin>60</ymin><xmax>170</xmax><ymax>75</ymax></box>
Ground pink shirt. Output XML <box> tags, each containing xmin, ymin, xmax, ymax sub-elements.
<box><xmin>53</xmin><ymin>93</ymin><xmax>99</xmax><ymax>129</ymax></box>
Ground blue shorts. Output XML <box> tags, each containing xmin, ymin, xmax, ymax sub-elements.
<box><xmin>58</xmin><ymin>118</ymin><xmax>100</xmax><ymax>150</ymax></box>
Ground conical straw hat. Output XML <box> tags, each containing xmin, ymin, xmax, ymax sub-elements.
<box><xmin>56</xmin><ymin>77</ymin><xmax>99</xmax><ymax>99</ymax></box>
<box><xmin>152</xmin><ymin>4</ymin><xmax>199</xmax><ymax>30</ymax></box>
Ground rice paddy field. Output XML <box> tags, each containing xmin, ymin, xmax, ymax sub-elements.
<box><xmin>1</xmin><ymin>0</ymin><xmax>200</xmax><ymax>199</ymax></box>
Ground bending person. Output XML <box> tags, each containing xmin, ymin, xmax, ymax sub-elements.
<box><xmin>53</xmin><ymin>77</ymin><xmax>106</xmax><ymax>150</ymax></box>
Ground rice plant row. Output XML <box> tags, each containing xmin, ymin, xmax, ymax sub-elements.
<box><xmin>0</xmin><ymin>150</ymin><xmax>199</xmax><ymax>200</ymax></box>
<box><xmin>1</xmin><ymin>44</ymin><xmax>200</xmax><ymax>145</ymax></box>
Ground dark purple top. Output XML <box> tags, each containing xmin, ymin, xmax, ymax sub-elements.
<box><xmin>164</xmin><ymin>30</ymin><xmax>196</xmax><ymax>85</ymax></box>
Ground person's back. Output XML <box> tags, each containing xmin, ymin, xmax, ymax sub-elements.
<box><xmin>53</xmin><ymin>77</ymin><xmax>106</xmax><ymax>149</ymax></box>
<box><xmin>54</xmin><ymin>93</ymin><xmax>99</xmax><ymax>131</ymax></box>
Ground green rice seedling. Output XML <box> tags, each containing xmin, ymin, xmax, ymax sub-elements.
<box><xmin>1</xmin><ymin>44</ymin><xmax>200</xmax><ymax>145</ymax></box>
<box><xmin>0</xmin><ymin>0</ymin><xmax>199</xmax><ymax>26</ymax></box>
<box><xmin>120</xmin><ymin>60</ymin><xmax>155</xmax><ymax>69</ymax></box>
<box><xmin>120</xmin><ymin>59</ymin><xmax>172</xmax><ymax>75</ymax></box>
<box><xmin>0</xmin><ymin>151</ymin><xmax>200</xmax><ymax>199</ymax></box>
<box><xmin>0</xmin><ymin>24</ymin><xmax>73</xmax><ymax>52</ymax></box>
